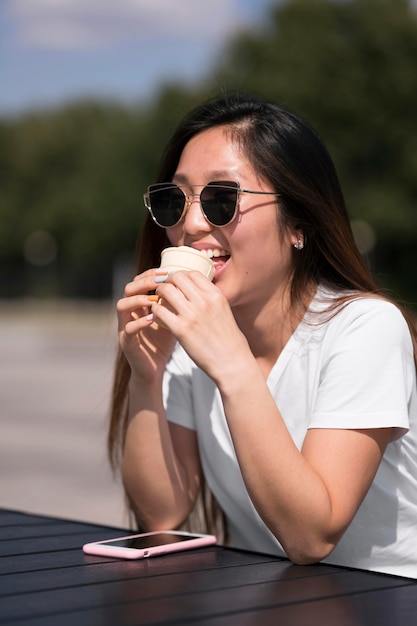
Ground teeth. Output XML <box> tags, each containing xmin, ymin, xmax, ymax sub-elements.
<box><xmin>201</xmin><ymin>248</ymin><xmax>228</xmax><ymax>259</ymax></box>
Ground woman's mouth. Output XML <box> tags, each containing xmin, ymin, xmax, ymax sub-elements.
<box><xmin>198</xmin><ymin>248</ymin><xmax>230</xmax><ymax>278</ymax></box>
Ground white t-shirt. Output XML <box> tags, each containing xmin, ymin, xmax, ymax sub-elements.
<box><xmin>163</xmin><ymin>289</ymin><xmax>417</xmax><ymax>578</ymax></box>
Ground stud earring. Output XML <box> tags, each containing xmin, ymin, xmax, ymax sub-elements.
<box><xmin>293</xmin><ymin>239</ymin><xmax>304</xmax><ymax>251</ymax></box>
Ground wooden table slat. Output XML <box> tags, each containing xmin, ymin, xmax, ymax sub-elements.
<box><xmin>0</xmin><ymin>521</ymin><xmax>129</xmax><ymax>543</ymax></box>
<box><xmin>0</xmin><ymin>510</ymin><xmax>61</xmax><ymax>527</ymax></box>
<box><xmin>196</xmin><ymin>583</ymin><xmax>417</xmax><ymax>626</ymax></box>
<box><xmin>0</xmin><ymin>566</ymin><xmax>413</xmax><ymax>625</ymax></box>
<box><xmin>1</xmin><ymin>508</ymin><xmax>416</xmax><ymax>626</ymax></box>
<box><xmin>0</xmin><ymin>542</ymin><xmax>280</xmax><ymax>576</ymax></box>
<box><xmin>0</xmin><ymin>550</ymin><xmax>343</xmax><ymax>596</ymax></box>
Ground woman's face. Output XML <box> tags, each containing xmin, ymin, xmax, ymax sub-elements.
<box><xmin>166</xmin><ymin>126</ymin><xmax>297</xmax><ymax>311</ymax></box>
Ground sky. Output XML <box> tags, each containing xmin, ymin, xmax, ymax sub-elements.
<box><xmin>0</xmin><ymin>0</ymin><xmax>278</xmax><ymax>117</ymax></box>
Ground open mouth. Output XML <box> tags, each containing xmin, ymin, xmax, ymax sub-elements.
<box><xmin>198</xmin><ymin>248</ymin><xmax>230</xmax><ymax>278</ymax></box>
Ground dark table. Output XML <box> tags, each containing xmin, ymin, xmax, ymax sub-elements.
<box><xmin>1</xmin><ymin>508</ymin><xmax>416</xmax><ymax>625</ymax></box>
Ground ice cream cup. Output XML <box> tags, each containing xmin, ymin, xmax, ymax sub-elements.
<box><xmin>160</xmin><ymin>246</ymin><xmax>215</xmax><ymax>281</ymax></box>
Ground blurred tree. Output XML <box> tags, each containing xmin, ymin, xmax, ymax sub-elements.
<box><xmin>0</xmin><ymin>102</ymin><xmax>145</xmax><ymax>296</ymax></box>
<box><xmin>212</xmin><ymin>0</ymin><xmax>417</xmax><ymax>300</ymax></box>
<box><xmin>1</xmin><ymin>0</ymin><xmax>416</xmax><ymax>302</ymax></box>
<box><xmin>0</xmin><ymin>88</ymin><xmax>207</xmax><ymax>297</ymax></box>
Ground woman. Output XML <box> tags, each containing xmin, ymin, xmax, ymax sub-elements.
<box><xmin>110</xmin><ymin>93</ymin><xmax>417</xmax><ymax>578</ymax></box>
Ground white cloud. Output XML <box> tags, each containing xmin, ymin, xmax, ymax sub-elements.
<box><xmin>7</xmin><ymin>0</ymin><xmax>242</xmax><ymax>49</ymax></box>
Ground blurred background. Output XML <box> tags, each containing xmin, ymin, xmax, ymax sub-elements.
<box><xmin>1</xmin><ymin>0</ymin><xmax>416</xmax><ymax>528</ymax></box>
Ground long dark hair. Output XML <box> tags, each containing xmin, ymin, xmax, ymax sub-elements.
<box><xmin>109</xmin><ymin>92</ymin><xmax>417</xmax><ymax>532</ymax></box>
<box><xmin>138</xmin><ymin>93</ymin><xmax>378</xmax><ymax>301</ymax></box>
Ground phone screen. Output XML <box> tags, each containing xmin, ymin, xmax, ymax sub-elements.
<box><xmin>100</xmin><ymin>533</ymin><xmax>199</xmax><ymax>549</ymax></box>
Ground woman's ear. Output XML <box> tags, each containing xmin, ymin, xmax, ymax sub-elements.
<box><xmin>290</xmin><ymin>231</ymin><xmax>305</xmax><ymax>251</ymax></box>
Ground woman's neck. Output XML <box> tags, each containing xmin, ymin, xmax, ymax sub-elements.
<box><xmin>232</xmin><ymin>282</ymin><xmax>315</xmax><ymax>377</ymax></box>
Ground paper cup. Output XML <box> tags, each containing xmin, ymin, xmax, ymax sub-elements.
<box><xmin>160</xmin><ymin>246</ymin><xmax>215</xmax><ymax>281</ymax></box>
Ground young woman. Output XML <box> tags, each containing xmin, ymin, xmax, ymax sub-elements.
<box><xmin>110</xmin><ymin>93</ymin><xmax>417</xmax><ymax>578</ymax></box>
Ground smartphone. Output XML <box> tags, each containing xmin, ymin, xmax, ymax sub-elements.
<box><xmin>82</xmin><ymin>530</ymin><xmax>217</xmax><ymax>560</ymax></box>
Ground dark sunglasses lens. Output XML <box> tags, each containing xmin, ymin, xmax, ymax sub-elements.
<box><xmin>149</xmin><ymin>185</ymin><xmax>185</xmax><ymax>227</ymax></box>
<box><xmin>201</xmin><ymin>182</ymin><xmax>239</xmax><ymax>226</ymax></box>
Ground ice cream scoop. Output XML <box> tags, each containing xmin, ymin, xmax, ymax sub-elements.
<box><xmin>159</xmin><ymin>246</ymin><xmax>215</xmax><ymax>281</ymax></box>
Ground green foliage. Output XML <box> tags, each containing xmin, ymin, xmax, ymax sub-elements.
<box><xmin>211</xmin><ymin>0</ymin><xmax>417</xmax><ymax>300</ymax></box>
<box><xmin>1</xmin><ymin>0</ymin><xmax>416</xmax><ymax>301</ymax></box>
<box><xmin>214</xmin><ymin>0</ymin><xmax>417</xmax><ymax>218</ymax></box>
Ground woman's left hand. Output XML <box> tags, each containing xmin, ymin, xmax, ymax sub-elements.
<box><xmin>151</xmin><ymin>270</ymin><xmax>250</xmax><ymax>383</ymax></box>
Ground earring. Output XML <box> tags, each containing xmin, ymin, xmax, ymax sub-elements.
<box><xmin>293</xmin><ymin>239</ymin><xmax>304</xmax><ymax>251</ymax></box>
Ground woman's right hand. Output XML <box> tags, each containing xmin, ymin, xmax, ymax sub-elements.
<box><xmin>116</xmin><ymin>269</ymin><xmax>177</xmax><ymax>384</ymax></box>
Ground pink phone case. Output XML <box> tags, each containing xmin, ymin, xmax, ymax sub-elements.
<box><xmin>82</xmin><ymin>530</ymin><xmax>217</xmax><ymax>560</ymax></box>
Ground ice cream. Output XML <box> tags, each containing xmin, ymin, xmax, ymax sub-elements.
<box><xmin>160</xmin><ymin>246</ymin><xmax>215</xmax><ymax>281</ymax></box>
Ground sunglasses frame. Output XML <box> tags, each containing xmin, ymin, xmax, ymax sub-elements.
<box><xmin>143</xmin><ymin>180</ymin><xmax>280</xmax><ymax>229</ymax></box>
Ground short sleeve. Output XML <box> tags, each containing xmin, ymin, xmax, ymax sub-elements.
<box><xmin>309</xmin><ymin>299</ymin><xmax>413</xmax><ymax>439</ymax></box>
<box><xmin>163</xmin><ymin>343</ymin><xmax>196</xmax><ymax>430</ymax></box>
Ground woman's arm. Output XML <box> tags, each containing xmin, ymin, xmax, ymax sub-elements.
<box><xmin>122</xmin><ymin>376</ymin><xmax>202</xmax><ymax>531</ymax></box>
<box><xmin>218</xmin><ymin>360</ymin><xmax>392</xmax><ymax>564</ymax></box>
<box><xmin>117</xmin><ymin>270</ymin><xmax>202</xmax><ymax>530</ymax></box>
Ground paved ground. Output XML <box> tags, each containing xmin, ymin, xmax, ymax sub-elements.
<box><xmin>0</xmin><ymin>300</ymin><xmax>130</xmax><ymax>529</ymax></box>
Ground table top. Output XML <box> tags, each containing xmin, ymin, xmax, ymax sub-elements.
<box><xmin>1</xmin><ymin>508</ymin><xmax>416</xmax><ymax>626</ymax></box>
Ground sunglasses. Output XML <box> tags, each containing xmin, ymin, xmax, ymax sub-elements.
<box><xmin>143</xmin><ymin>180</ymin><xmax>280</xmax><ymax>228</ymax></box>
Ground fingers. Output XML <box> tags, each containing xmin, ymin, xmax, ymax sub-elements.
<box><xmin>123</xmin><ymin>269</ymin><xmax>165</xmax><ymax>297</ymax></box>
<box><xmin>156</xmin><ymin>270</ymin><xmax>215</xmax><ymax>303</ymax></box>
<box><xmin>151</xmin><ymin>271</ymin><xmax>223</xmax><ymax>334</ymax></box>
<box><xmin>116</xmin><ymin>269</ymin><xmax>165</xmax><ymax>332</ymax></box>
<box><xmin>116</xmin><ymin>294</ymin><xmax>155</xmax><ymax>332</ymax></box>
<box><xmin>156</xmin><ymin>269</ymin><xmax>213</xmax><ymax>290</ymax></box>
<box><xmin>155</xmin><ymin>271</ymin><xmax>221</xmax><ymax>317</ymax></box>
<box><xmin>117</xmin><ymin>269</ymin><xmax>218</xmax><ymax>338</ymax></box>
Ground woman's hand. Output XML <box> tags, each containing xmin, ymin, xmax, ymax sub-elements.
<box><xmin>116</xmin><ymin>269</ymin><xmax>177</xmax><ymax>383</ymax></box>
<box><xmin>151</xmin><ymin>270</ymin><xmax>251</xmax><ymax>384</ymax></box>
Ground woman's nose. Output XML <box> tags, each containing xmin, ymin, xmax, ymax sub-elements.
<box><xmin>182</xmin><ymin>197</ymin><xmax>213</xmax><ymax>234</ymax></box>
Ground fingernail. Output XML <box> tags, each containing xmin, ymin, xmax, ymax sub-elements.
<box><xmin>147</xmin><ymin>295</ymin><xmax>159</xmax><ymax>302</ymax></box>
<box><xmin>154</xmin><ymin>270</ymin><xmax>176</xmax><ymax>283</ymax></box>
